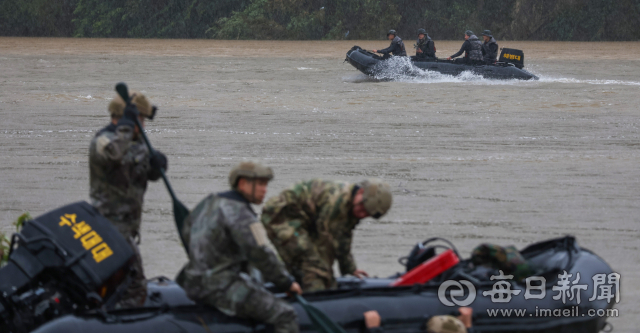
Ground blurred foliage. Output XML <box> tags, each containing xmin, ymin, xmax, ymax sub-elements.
<box><xmin>212</xmin><ymin>0</ymin><xmax>401</xmax><ymax>39</ymax></box>
<box><xmin>72</xmin><ymin>0</ymin><xmax>248</xmax><ymax>38</ymax></box>
<box><xmin>0</xmin><ymin>212</ymin><xmax>31</xmax><ymax>267</ymax></box>
<box><xmin>0</xmin><ymin>0</ymin><xmax>639</xmax><ymax>40</ymax></box>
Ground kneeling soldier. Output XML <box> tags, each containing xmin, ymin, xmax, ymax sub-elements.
<box><xmin>178</xmin><ymin>162</ymin><xmax>302</xmax><ymax>333</ymax></box>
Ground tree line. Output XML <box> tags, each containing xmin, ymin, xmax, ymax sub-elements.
<box><xmin>1</xmin><ymin>0</ymin><xmax>639</xmax><ymax>40</ymax></box>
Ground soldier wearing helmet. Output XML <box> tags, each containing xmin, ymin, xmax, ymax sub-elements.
<box><xmin>89</xmin><ymin>90</ymin><xmax>166</xmax><ymax>308</ymax></box>
<box><xmin>415</xmin><ymin>28</ymin><xmax>436</xmax><ymax>59</ymax></box>
<box><xmin>447</xmin><ymin>30</ymin><xmax>483</xmax><ymax>64</ymax></box>
<box><xmin>178</xmin><ymin>161</ymin><xmax>302</xmax><ymax>333</ymax></box>
<box><xmin>372</xmin><ymin>29</ymin><xmax>407</xmax><ymax>59</ymax></box>
<box><xmin>261</xmin><ymin>179</ymin><xmax>393</xmax><ymax>292</ymax></box>
<box><xmin>481</xmin><ymin>30</ymin><xmax>499</xmax><ymax>64</ymax></box>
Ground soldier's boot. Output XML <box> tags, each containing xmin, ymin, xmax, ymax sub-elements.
<box><xmin>233</xmin><ymin>281</ymin><xmax>299</xmax><ymax>333</ymax></box>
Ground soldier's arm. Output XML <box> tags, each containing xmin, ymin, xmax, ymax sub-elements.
<box><xmin>450</xmin><ymin>41</ymin><xmax>468</xmax><ymax>58</ymax></box>
<box><xmin>377</xmin><ymin>43</ymin><xmax>394</xmax><ymax>54</ymax></box>
<box><xmin>335</xmin><ymin>226</ymin><xmax>357</xmax><ymax>276</ymax></box>
<box><xmin>229</xmin><ymin>211</ymin><xmax>294</xmax><ymax>291</ymax></box>
<box><xmin>490</xmin><ymin>43</ymin><xmax>499</xmax><ymax>56</ymax></box>
<box><xmin>92</xmin><ymin>126</ymin><xmax>135</xmax><ymax>163</ymax></box>
<box><xmin>147</xmin><ymin>150</ymin><xmax>167</xmax><ymax>181</ymax></box>
<box><xmin>426</xmin><ymin>41</ymin><xmax>436</xmax><ymax>57</ymax></box>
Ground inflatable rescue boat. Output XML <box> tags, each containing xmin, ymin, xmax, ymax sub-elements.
<box><xmin>1</xmin><ymin>202</ymin><xmax>617</xmax><ymax>333</ymax></box>
<box><xmin>345</xmin><ymin>46</ymin><xmax>539</xmax><ymax>80</ymax></box>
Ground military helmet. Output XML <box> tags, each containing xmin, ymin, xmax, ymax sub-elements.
<box><xmin>387</xmin><ymin>29</ymin><xmax>397</xmax><ymax>37</ymax></box>
<box><xmin>108</xmin><ymin>91</ymin><xmax>156</xmax><ymax>119</ymax></box>
<box><xmin>465</xmin><ymin>30</ymin><xmax>474</xmax><ymax>36</ymax></box>
<box><xmin>360</xmin><ymin>179</ymin><xmax>392</xmax><ymax>219</ymax></box>
<box><xmin>417</xmin><ymin>28</ymin><xmax>426</xmax><ymax>35</ymax></box>
<box><xmin>426</xmin><ymin>315</ymin><xmax>467</xmax><ymax>333</ymax></box>
<box><xmin>481</xmin><ymin>30</ymin><xmax>493</xmax><ymax>37</ymax></box>
<box><xmin>228</xmin><ymin>161</ymin><xmax>274</xmax><ymax>188</ymax></box>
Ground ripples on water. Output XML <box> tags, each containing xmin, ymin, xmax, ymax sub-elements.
<box><xmin>346</xmin><ymin>56</ymin><xmax>640</xmax><ymax>86</ymax></box>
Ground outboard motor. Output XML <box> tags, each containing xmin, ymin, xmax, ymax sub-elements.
<box><xmin>0</xmin><ymin>201</ymin><xmax>133</xmax><ymax>333</ymax></box>
<box><xmin>499</xmin><ymin>48</ymin><xmax>525</xmax><ymax>69</ymax></box>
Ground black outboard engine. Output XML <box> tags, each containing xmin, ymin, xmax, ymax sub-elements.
<box><xmin>0</xmin><ymin>201</ymin><xmax>133</xmax><ymax>333</ymax></box>
<box><xmin>499</xmin><ymin>48</ymin><xmax>525</xmax><ymax>69</ymax></box>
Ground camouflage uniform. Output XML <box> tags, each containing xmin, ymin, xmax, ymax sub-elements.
<box><xmin>179</xmin><ymin>190</ymin><xmax>298</xmax><ymax>333</ymax></box>
<box><xmin>471</xmin><ymin>243</ymin><xmax>533</xmax><ymax>281</ymax></box>
<box><xmin>89</xmin><ymin>123</ymin><xmax>162</xmax><ymax>307</ymax></box>
<box><xmin>261</xmin><ymin>179</ymin><xmax>361</xmax><ymax>292</ymax></box>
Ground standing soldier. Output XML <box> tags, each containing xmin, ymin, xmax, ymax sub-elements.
<box><xmin>261</xmin><ymin>179</ymin><xmax>393</xmax><ymax>292</ymax></box>
<box><xmin>178</xmin><ymin>162</ymin><xmax>302</xmax><ymax>333</ymax></box>
<box><xmin>415</xmin><ymin>28</ymin><xmax>436</xmax><ymax>60</ymax></box>
<box><xmin>89</xmin><ymin>91</ymin><xmax>167</xmax><ymax>308</ymax></box>
<box><xmin>481</xmin><ymin>30</ymin><xmax>499</xmax><ymax>64</ymax></box>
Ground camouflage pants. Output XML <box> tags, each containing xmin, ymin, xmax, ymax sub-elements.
<box><xmin>263</xmin><ymin>211</ymin><xmax>335</xmax><ymax>292</ymax></box>
<box><xmin>114</xmin><ymin>235</ymin><xmax>147</xmax><ymax>308</ymax></box>
<box><xmin>201</xmin><ymin>275</ymin><xmax>299</xmax><ymax>333</ymax></box>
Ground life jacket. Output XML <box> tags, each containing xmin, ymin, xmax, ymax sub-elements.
<box><xmin>392</xmin><ymin>36</ymin><xmax>407</xmax><ymax>56</ymax></box>
<box><xmin>467</xmin><ymin>35</ymin><xmax>483</xmax><ymax>62</ymax></box>
<box><xmin>482</xmin><ymin>37</ymin><xmax>498</xmax><ymax>62</ymax></box>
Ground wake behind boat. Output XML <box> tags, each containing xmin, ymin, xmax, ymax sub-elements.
<box><xmin>345</xmin><ymin>46</ymin><xmax>538</xmax><ymax>81</ymax></box>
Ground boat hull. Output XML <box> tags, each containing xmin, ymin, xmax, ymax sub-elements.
<box><xmin>34</xmin><ymin>237</ymin><xmax>615</xmax><ymax>333</ymax></box>
<box><xmin>346</xmin><ymin>46</ymin><xmax>539</xmax><ymax>80</ymax></box>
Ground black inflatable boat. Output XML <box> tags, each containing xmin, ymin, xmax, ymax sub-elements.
<box><xmin>345</xmin><ymin>46</ymin><xmax>539</xmax><ymax>80</ymax></box>
<box><xmin>1</xmin><ymin>202</ymin><xmax>618</xmax><ymax>333</ymax></box>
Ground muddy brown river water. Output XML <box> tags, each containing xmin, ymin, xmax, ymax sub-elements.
<box><xmin>0</xmin><ymin>38</ymin><xmax>638</xmax><ymax>331</ymax></box>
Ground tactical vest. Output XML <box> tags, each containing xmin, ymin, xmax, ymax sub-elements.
<box><xmin>467</xmin><ymin>35</ymin><xmax>483</xmax><ymax>61</ymax></box>
<box><xmin>416</xmin><ymin>37</ymin><xmax>435</xmax><ymax>57</ymax></box>
<box><xmin>482</xmin><ymin>38</ymin><xmax>498</xmax><ymax>62</ymax></box>
<box><xmin>393</xmin><ymin>36</ymin><xmax>407</xmax><ymax>56</ymax></box>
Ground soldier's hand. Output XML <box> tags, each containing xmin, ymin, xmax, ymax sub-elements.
<box><xmin>288</xmin><ymin>282</ymin><xmax>302</xmax><ymax>295</ymax></box>
<box><xmin>150</xmin><ymin>151</ymin><xmax>168</xmax><ymax>172</ymax></box>
<box><xmin>353</xmin><ymin>269</ymin><xmax>369</xmax><ymax>279</ymax></box>
<box><xmin>116</xmin><ymin>117</ymin><xmax>136</xmax><ymax>131</ymax></box>
<box><xmin>372</xmin><ymin>49</ymin><xmax>377</xmax><ymax>53</ymax></box>
<box><xmin>447</xmin><ymin>57</ymin><xmax>452</xmax><ymax>60</ymax></box>
<box><xmin>364</xmin><ymin>310</ymin><xmax>381</xmax><ymax>328</ymax></box>
<box><xmin>417</xmin><ymin>49</ymin><xmax>423</xmax><ymax>53</ymax></box>
<box><xmin>123</xmin><ymin>102</ymin><xmax>139</xmax><ymax>124</ymax></box>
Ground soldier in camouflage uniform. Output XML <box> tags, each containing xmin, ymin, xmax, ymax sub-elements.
<box><xmin>178</xmin><ymin>162</ymin><xmax>302</xmax><ymax>333</ymax></box>
<box><xmin>89</xmin><ymin>91</ymin><xmax>167</xmax><ymax>307</ymax></box>
<box><xmin>261</xmin><ymin>179</ymin><xmax>393</xmax><ymax>292</ymax></box>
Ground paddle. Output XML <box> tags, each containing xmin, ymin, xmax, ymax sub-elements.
<box><xmin>295</xmin><ymin>294</ymin><xmax>348</xmax><ymax>333</ymax></box>
<box><xmin>115</xmin><ymin>82</ymin><xmax>190</xmax><ymax>252</ymax></box>
<box><xmin>116</xmin><ymin>83</ymin><xmax>344</xmax><ymax>333</ymax></box>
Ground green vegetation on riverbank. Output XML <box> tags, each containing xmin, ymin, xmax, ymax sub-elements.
<box><xmin>1</xmin><ymin>0</ymin><xmax>639</xmax><ymax>41</ymax></box>
<box><xmin>0</xmin><ymin>212</ymin><xmax>30</xmax><ymax>267</ymax></box>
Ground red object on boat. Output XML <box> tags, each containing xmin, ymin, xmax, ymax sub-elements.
<box><xmin>391</xmin><ymin>249</ymin><xmax>460</xmax><ymax>287</ymax></box>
